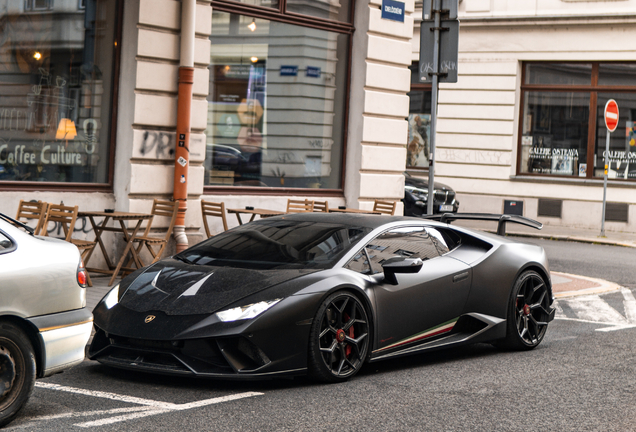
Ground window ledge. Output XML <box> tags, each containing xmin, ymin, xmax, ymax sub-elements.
<box><xmin>510</xmin><ymin>175</ymin><xmax>636</xmax><ymax>188</ymax></box>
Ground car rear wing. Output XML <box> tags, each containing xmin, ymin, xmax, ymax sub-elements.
<box><xmin>422</xmin><ymin>213</ymin><xmax>542</xmax><ymax>236</ymax></box>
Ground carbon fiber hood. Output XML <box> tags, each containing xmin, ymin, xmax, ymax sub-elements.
<box><xmin>118</xmin><ymin>259</ymin><xmax>317</xmax><ymax>315</ymax></box>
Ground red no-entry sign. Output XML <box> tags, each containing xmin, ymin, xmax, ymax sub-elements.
<box><xmin>604</xmin><ymin>99</ymin><xmax>619</xmax><ymax>132</ymax></box>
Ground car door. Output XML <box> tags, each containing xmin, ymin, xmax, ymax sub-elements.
<box><xmin>351</xmin><ymin>226</ymin><xmax>472</xmax><ymax>352</ymax></box>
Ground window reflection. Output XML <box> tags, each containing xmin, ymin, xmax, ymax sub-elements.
<box><xmin>285</xmin><ymin>0</ymin><xmax>351</xmax><ymax>22</ymax></box>
<box><xmin>205</xmin><ymin>11</ymin><xmax>348</xmax><ymax>189</ymax></box>
<box><xmin>520</xmin><ymin>91</ymin><xmax>589</xmax><ymax>176</ymax></box>
<box><xmin>525</xmin><ymin>63</ymin><xmax>592</xmax><ymax>86</ymax></box>
<box><xmin>595</xmin><ymin>93</ymin><xmax>636</xmax><ymax>179</ymax></box>
<box><xmin>0</xmin><ymin>0</ymin><xmax>117</xmax><ymax>183</ymax></box>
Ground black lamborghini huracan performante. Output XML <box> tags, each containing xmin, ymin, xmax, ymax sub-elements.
<box><xmin>89</xmin><ymin>213</ymin><xmax>556</xmax><ymax>382</ymax></box>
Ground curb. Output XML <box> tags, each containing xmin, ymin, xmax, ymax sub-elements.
<box><xmin>501</xmin><ymin>230</ymin><xmax>636</xmax><ymax>249</ymax></box>
<box><xmin>552</xmin><ymin>271</ymin><xmax>623</xmax><ymax>299</ymax></box>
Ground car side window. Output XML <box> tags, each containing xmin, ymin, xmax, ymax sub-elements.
<box><xmin>0</xmin><ymin>231</ymin><xmax>14</xmax><ymax>252</ymax></box>
<box><xmin>344</xmin><ymin>248</ymin><xmax>373</xmax><ymax>275</ymax></box>
<box><xmin>426</xmin><ymin>228</ymin><xmax>450</xmax><ymax>255</ymax></box>
<box><xmin>366</xmin><ymin>227</ymin><xmax>441</xmax><ymax>274</ymax></box>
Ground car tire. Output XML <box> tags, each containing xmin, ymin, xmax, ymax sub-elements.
<box><xmin>307</xmin><ymin>291</ymin><xmax>370</xmax><ymax>383</ymax></box>
<box><xmin>497</xmin><ymin>270</ymin><xmax>551</xmax><ymax>351</ymax></box>
<box><xmin>0</xmin><ymin>323</ymin><xmax>36</xmax><ymax>428</ymax></box>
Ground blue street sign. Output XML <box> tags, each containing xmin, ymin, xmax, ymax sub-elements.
<box><xmin>280</xmin><ymin>66</ymin><xmax>298</xmax><ymax>76</ymax></box>
<box><xmin>381</xmin><ymin>0</ymin><xmax>405</xmax><ymax>22</ymax></box>
<box><xmin>306</xmin><ymin>66</ymin><xmax>321</xmax><ymax>78</ymax></box>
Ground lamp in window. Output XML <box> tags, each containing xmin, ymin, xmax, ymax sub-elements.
<box><xmin>248</xmin><ymin>19</ymin><xmax>256</xmax><ymax>32</ymax></box>
<box><xmin>56</xmin><ymin>118</ymin><xmax>77</xmax><ymax>140</ymax></box>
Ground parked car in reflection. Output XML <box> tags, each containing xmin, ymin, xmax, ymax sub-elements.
<box><xmin>0</xmin><ymin>214</ymin><xmax>93</xmax><ymax>427</ymax></box>
<box><xmin>403</xmin><ymin>172</ymin><xmax>459</xmax><ymax>216</ymax></box>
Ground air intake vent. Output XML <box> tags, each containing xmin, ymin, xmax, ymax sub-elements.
<box><xmin>503</xmin><ymin>200</ymin><xmax>524</xmax><ymax>216</ymax></box>
<box><xmin>605</xmin><ymin>202</ymin><xmax>629</xmax><ymax>223</ymax></box>
<box><xmin>538</xmin><ymin>199</ymin><xmax>562</xmax><ymax>218</ymax></box>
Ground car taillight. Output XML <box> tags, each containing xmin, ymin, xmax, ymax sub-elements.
<box><xmin>77</xmin><ymin>260</ymin><xmax>88</xmax><ymax>288</ymax></box>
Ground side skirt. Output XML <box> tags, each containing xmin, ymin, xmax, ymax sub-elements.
<box><xmin>369</xmin><ymin>313</ymin><xmax>505</xmax><ymax>362</ymax></box>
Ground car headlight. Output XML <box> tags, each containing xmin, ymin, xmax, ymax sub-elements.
<box><xmin>215</xmin><ymin>299</ymin><xmax>282</xmax><ymax>322</ymax></box>
<box><xmin>103</xmin><ymin>284</ymin><xmax>120</xmax><ymax>309</ymax></box>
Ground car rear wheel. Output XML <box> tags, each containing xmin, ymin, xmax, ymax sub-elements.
<box><xmin>498</xmin><ymin>270</ymin><xmax>551</xmax><ymax>351</ymax></box>
<box><xmin>0</xmin><ymin>323</ymin><xmax>36</xmax><ymax>427</ymax></box>
<box><xmin>308</xmin><ymin>292</ymin><xmax>370</xmax><ymax>383</ymax></box>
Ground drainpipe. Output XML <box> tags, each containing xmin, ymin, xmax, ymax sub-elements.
<box><xmin>173</xmin><ymin>0</ymin><xmax>196</xmax><ymax>253</ymax></box>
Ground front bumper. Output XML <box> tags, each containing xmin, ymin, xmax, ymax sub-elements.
<box><xmin>28</xmin><ymin>308</ymin><xmax>93</xmax><ymax>377</ymax></box>
<box><xmin>88</xmin><ymin>292</ymin><xmax>324</xmax><ymax>380</ymax></box>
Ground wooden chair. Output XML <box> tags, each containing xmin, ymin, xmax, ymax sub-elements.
<box><xmin>41</xmin><ymin>203</ymin><xmax>96</xmax><ymax>286</ymax></box>
<box><xmin>286</xmin><ymin>199</ymin><xmax>314</xmax><ymax>213</ymax></box>
<box><xmin>313</xmin><ymin>201</ymin><xmax>329</xmax><ymax>212</ymax></box>
<box><xmin>201</xmin><ymin>200</ymin><xmax>228</xmax><ymax>238</ymax></box>
<box><xmin>130</xmin><ymin>199</ymin><xmax>179</xmax><ymax>266</ymax></box>
<box><xmin>373</xmin><ymin>199</ymin><xmax>397</xmax><ymax>215</ymax></box>
<box><xmin>15</xmin><ymin>200</ymin><xmax>48</xmax><ymax>234</ymax></box>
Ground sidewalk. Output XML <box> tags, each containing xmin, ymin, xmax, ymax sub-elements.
<box><xmin>454</xmin><ymin>219</ymin><xmax>636</xmax><ymax>248</ymax></box>
<box><xmin>85</xmin><ymin>220</ymin><xmax>627</xmax><ymax>311</ymax></box>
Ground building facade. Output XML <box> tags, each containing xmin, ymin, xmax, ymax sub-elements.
<box><xmin>410</xmin><ymin>0</ymin><xmax>636</xmax><ymax>232</ymax></box>
<box><xmin>0</xmin><ymin>0</ymin><xmax>414</xmax><ymax>256</ymax></box>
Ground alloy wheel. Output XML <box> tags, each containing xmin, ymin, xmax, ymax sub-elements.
<box><xmin>317</xmin><ymin>293</ymin><xmax>369</xmax><ymax>379</ymax></box>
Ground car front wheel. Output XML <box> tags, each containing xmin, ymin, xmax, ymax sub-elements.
<box><xmin>308</xmin><ymin>292</ymin><xmax>370</xmax><ymax>383</ymax></box>
<box><xmin>0</xmin><ymin>323</ymin><xmax>36</xmax><ymax>427</ymax></box>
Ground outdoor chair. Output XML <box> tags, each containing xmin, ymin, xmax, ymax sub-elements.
<box><xmin>201</xmin><ymin>200</ymin><xmax>228</xmax><ymax>238</ymax></box>
<box><xmin>15</xmin><ymin>200</ymin><xmax>48</xmax><ymax>234</ymax></box>
<box><xmin>373</xmin><ymin>199</ymin><xmax>397</xmax><ymax>215</ymax></box>
<box><xmin>286</xmin><ymin>199</ymin><xmax>314</xmax><ymax>213</ymax></box>
<box><xmin>313</xmin><ymin>201</ymin><xmax>329</xmax><ymax>213</ymax></box>
<box><xmin>129</xmin><ymin>199</ymin><xmax>179</xmax><ymax>266</ymax></box>
<box><xmin>40</xmin><ymin>203</ymin><xmax>96</xmax><ymax>286</ymax></box>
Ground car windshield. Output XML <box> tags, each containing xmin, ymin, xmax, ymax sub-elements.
<box><xmin>177</xmin><ymin>219</ymin><xmax>371</xmax><ymax>270</ymax></box>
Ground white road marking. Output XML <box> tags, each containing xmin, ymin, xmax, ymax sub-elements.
<box><xmin>621</xmin><ymin>288</ymin><xmax>636</xmax><ymax>323</ymax></box>
<box><xmin>555</xmin><ymin>288</ymin><xmax>636</xmax><ymax>332</ymax></box>
<box><xmin>76</xmin><ymin>409</ymin><xmax>170</xmax><ymax>428</ymax></box>
<box><xmin>34</xmin><ymin>382</ymin><xmax>263</xmax><ymax>427</ymax></box>
<box><xmin>20</xmin><ymin>407</ymin><xmax>154</xmax><ymax>421</ymax></box>
<box><xmin>560</xmin><ymin>294</ymin><xmax>627</xmax><ymax>324</ymax></box>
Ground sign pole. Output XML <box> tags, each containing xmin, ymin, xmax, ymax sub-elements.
<box><xmin>601</xmin><ymin>99</ymin><xmax>618</xmax><ymax>237</ymax></box>
<box><xmin>427</xmin><ymin>0</ymin><xmax>441</xmax><ymax>216</ymax></box>
<box><xmin>601</xmin><ymin>132</ymin><xmax>609</xmax><ymax>237</ymax></box>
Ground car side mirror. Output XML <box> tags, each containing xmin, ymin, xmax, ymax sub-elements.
<box><xmin>382</xmin><ymin>257</ymin><xmax>423</xmax><ymax>285</ymax></box>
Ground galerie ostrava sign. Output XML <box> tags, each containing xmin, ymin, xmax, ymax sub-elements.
<box><xmin>381</xmin><ymin>0</ymin><xmax>405</xmax><ymax>22</ymax></box>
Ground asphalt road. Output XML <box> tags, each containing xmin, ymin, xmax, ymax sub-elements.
<box><xmin>5</xmin><ymin>239</ymin><xmax>636</xmax><ymax>431</ymax></box>
<box><xmin>518</xmin><ymin>237</ymin><xmax>636</xmax><ymax>289</ymax></box>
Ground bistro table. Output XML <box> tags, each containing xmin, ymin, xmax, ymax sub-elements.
<box><xmin>78</xmin><ymin>210</ymin><xmax>153</xmax><ymax>286</ymax></box>
<box><xmin>328</xmin><ymin>208</ymin><xmax>382</xmax><ymax>215</ymax></box>
<box><xmin>227</xmin><ymin>208</ymin><xmax>285</xmax><ymax>225</ymax></box>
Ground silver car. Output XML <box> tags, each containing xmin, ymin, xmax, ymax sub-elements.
<box><xmin>0</xmin><ymin>214</ymin><xmax>93</xmax><ymax>427</ymax></box>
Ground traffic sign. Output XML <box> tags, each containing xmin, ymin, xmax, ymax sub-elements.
<box><xmin>419</xmin><ymin>19</ymin><xmax>459</xmax><ymax>83</ymax></box>
<box><xmin>604</xmin><ymin>99</ymin><xmax>619</xmax><ymax>132</ymax></box>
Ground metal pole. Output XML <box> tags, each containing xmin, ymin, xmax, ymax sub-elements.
<box><xmin>600</xmin><ymin>131</ymin><xmax>610</xmax><ymax>237</ymax></box>
<box><xmin>427</xmin><ymin>0</ymin><xmax>441</xmax><ymax>216</ymax></box>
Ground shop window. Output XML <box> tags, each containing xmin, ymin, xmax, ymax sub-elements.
<box><xmin>25</xmin><ymin>0</ymin><xmax>52</xmax><ymax>11</ymax></box>
<box><xmin>0</xmin><ymin>0</ymin><xmax>119</xmax><ymax>186</ymax></box>
<box><xmin>518</xmin><ymin>62</ymin><xmax>636</xmax><ymax>181</ymax></box>
<box><xmin>407</xmin><ymin>63</ymin><xmax>432</xmax><ymax>170</ymax></box>
<box><xmin>286</xmin><ymin>0</ymin><xmax>352</xmax><ymax>23</ymax></box>
<box><xmin>205</xmin><ymin>10</ymin><xmax>350</xmax><ymax>189</ymax></box>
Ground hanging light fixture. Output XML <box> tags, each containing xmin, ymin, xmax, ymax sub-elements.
<box><xmin>248</xmin><ymin>18</ymin><xmax>256</xmax><ymax>32</ymax></box>
<box><xmin>250</xmin><ymin>56</ymin><xmax>258</xmax><ymax>63</ymax></box>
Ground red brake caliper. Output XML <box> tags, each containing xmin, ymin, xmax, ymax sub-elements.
<box><xmin>343</xmin><ymin>313</ymin><xmax>353</xmax><ymax>357</ymax></box>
